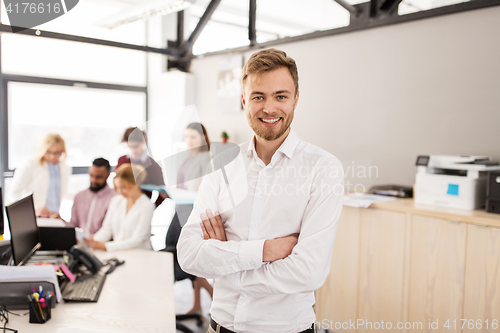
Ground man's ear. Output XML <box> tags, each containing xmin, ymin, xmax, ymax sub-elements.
<box><xmin>241</xmin><ymin>93</ymin><xmax>246</xmax><ymax>108</ymax></box>
<box><xmin>294</xmin><ymin>91</ymin><xmax>300</xmax><ymax>109</ymax></box>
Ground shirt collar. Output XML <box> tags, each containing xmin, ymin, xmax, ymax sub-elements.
<box><xmin>245</xmin><ymin>127</ymin><xmax>299</xmax><ymax>160</ymax></box>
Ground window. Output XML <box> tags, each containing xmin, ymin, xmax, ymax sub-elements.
<box><xmin>398</xmin><ymin>0</ymin><xmax>470</xmax><ymax>15</ymax></box>
<box><xmin>189</xmin><ymin>0</ymin><xmax>250</xmax><ymax>55</ymax></box>
<box><xmin>7</xmin><ymin>81</ymin><xmax>146</xmax><ymax>170</ymax></box>
<box><xmin>1</xmin><ymin>34</ymin><xmax>147</xmax><ymax>86</ymax></box>
<box><xmin>188</xmin><ymin>0</ymin><xmax>351</xmax><ymax>54</ymax></box>
<box><xmin>0</xmin><ymin>0</ymin><xmax>146</xmax><ymax>45</ymax></box>
<box><xmin>256</xmin><ymin>0</ymin><xmax>350</xmax><ymax>43</ymax></box>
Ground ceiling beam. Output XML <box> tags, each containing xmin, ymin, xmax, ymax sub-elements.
<box><xmin>380</xmin><ymin>0</ymin><xmax>404</xmax><ymax>14</ymax></box>
<box><xmin>0</xmin><ymin>24</ymin><xmax>179</xmax><ymax>56</ymax></box>
<box><xmin>249</xmin><ymin>0</ymin><xmax>257</xmax><ymax>46</ymax></box>
<box><xmin>191</xmin><ymin>0</ymin><xmax>500</xmax><ymax>58</ymax></box>
<box><xmin>180</xmin><ymin>0</ymin><xmax>221</xmax><ymax>55</ymax></box>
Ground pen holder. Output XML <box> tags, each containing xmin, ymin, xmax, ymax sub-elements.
<box><xmin>28</xmin><ymin>297</ymin><xmax>51</xmax><ymax>324</ymax></box>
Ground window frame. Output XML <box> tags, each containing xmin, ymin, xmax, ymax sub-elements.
<box><xmin>1</xmin><ymin>74</ymin><xmax>148</xmax><ymax>177</ymax></box>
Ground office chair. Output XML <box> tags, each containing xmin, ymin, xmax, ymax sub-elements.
<box><xmin>161</xmin><ymin>209</ymin><xmax>203</xmax><ymax>333</ymax></box>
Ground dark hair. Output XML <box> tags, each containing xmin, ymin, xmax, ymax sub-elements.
<box><xmin>92</xmin><ymin>157</ymin><xmax>111</xmax><ymax>172</ymax></box>
<box><xmin>122</xmin><ymin>127</ymin><xmax>147</xmax><ymax>143</ymax></box>
<box><xmin>186</xmin><ymin>122</ymin><xmax>210</xmax><ymax>152</ymax></box>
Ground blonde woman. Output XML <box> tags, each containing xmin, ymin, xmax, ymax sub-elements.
<box><xmin>6</xmin><ymin>133</ymin><xmax>70</xmax><ymax>218</ymax></box>
<box><xmin>84</xmin><ymin>163</ymin><xmax>154</xmax><ymax>251</ymax></box>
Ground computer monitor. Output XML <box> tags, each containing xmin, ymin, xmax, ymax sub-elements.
<box><xmin>0</xmin><ymin>186</ymin><xmax>4</xmax><ymax>236</ymax></box>
<box><xmin>5</xmin><ymin>194</ymin><xmax>41</xmax><ymax>266</ymax></box>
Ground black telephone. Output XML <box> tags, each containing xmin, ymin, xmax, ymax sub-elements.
<box><xmin>69</xmin><ymin>244</ymin><xmax>103</xmax><ymax>274</ymax></box>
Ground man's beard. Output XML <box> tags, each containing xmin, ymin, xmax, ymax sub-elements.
<box><xmin>90</xmin><ymin>182</ymin><xmax>106</xmax><ymax>192</ymax></box>
<box><xmin>247</xmin><ymin>111</ymin><xmax>293</xmax><ymax>141</ymax></box>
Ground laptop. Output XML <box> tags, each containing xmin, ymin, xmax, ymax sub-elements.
<box><xmin>5</xmin><ymin>194</ymin><xmax>106</xmax><ymax>302</ymax></box>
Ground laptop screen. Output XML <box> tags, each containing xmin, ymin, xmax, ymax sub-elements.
<box><xmin>6</xmin><ymin>194</ymin><xmax>41</xmax><ymax>265</ymax></box>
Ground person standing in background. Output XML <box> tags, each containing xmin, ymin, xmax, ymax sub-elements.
<box><xmin>68</xmin><ymin>158</ymin><xmax>116</xmax><ymax>237</ymax></box>
<box><xmin>116</xmin><ymin>127</ymin><xmax>166</xmax><ymax>207</ymax></box>
<box><xmin>6</xmin><ymin>133</ymin><xmax>70</xmax><ymax>218</ymax></box>
<box><xmin>177</xmin><ymin>122</ymin><xmax>211</xmax><ymax>192</ymax></box>
<box><xmin>170</xmin><ymin>122</ymin><xmax>213</xmax><ymax>315</ymax></box>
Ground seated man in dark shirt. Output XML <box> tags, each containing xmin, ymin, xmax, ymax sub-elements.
<box><xmin>116</xmin><ymin>126</ymin><xmax>166</xmax><ymax>207</ymax></box>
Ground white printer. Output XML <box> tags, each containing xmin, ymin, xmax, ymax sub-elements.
<box><xmin>415</xmin><ymin>155</ymin><xmax>500</xmax><ymax>210</ymax></box>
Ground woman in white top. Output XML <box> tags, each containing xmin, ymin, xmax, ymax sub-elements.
<box><xmin>84</xmin><ymin>163</ymin><xmax>154</xmax><ymax>251</ymax></box>
<box><xmin>6</xmin><ymin>133</ymin><xmax>70</xmax><ymax>218</ymax></box>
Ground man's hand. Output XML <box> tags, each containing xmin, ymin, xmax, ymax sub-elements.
<box><xmin>263</xmin><ymin>235</ymin><xmax>299</xmax><ymax>262</ymax></box>
<box><xmin>200</xmin><ymin>209</ymin><xmax>227</xmax><ymax>241</ymax></box>
<box><xmin>35</xmin><ymin>206</ymin><xmax>51</xmax><ymax>218</ymax></box>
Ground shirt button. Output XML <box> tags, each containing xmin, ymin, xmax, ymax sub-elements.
<box><xmin>252</xmin><ymin>223</ymin><xmax>258</xmax><ymax>227</ymax></box>
<box><xmin>250</xmin><ymin>261</ymin><xmax>255</xmax><ymax>266</ymax></box>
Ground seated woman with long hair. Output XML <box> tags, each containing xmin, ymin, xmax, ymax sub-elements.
<box><xmin>84</xmin><ymin>163</ymin><xmax>155</xmax><ymax>251</ymax></box>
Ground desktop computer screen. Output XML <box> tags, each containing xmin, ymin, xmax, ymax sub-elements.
<box><xmin>5</xmin><ymin>194</ymin><xmax>41</xmax><ymax>265</ymax></box>
<box><xmin>0</xmin><ymin>186</ymin><xmax>4</xmax><ymax>236</ymax></box>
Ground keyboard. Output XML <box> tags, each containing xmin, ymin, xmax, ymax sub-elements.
<box><xmin>62</xmin><ymin>272</ymin><xmax>106</xmax><ymax>302</ymax></box>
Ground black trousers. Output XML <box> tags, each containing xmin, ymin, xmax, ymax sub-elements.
<box><xmin>209</xmin><ymin>318</ymin><xmax>316</xmax><ymax>333</ymax></box>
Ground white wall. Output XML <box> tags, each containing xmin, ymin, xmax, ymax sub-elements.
<box><xmin>189</xmin><ymin>6</ymin><xmax>500</xmax><ymax>191</ymax></box>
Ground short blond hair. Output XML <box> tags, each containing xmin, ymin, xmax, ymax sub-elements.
<box><xmin>242</xmin><ymin>48</ymin><xmax>299</xmax><ymax>95</ymax></box>
<box><xmin>114</xmin><ymin>163</ymin><xmax>147</xmax><ymax>186</ymax></box>
<box><xmin>38</xmin><ymin>134</ymin><xmax>66</xmax><ymax>165</ymax></box>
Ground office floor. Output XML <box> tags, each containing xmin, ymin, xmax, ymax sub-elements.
<box><xmin>174</xmin><ymin>279</ymin><xmax>212</xmax><ymax>332</ymax></box>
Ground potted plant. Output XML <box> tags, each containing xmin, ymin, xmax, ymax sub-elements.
<box><xmin>221</xmin><ymin>131</ymin><xmax>229</xmax><ymax>143</ymax></box>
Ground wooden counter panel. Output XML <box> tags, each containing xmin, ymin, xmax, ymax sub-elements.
<box><xmin>408</xmin><ymin>215</ymin><xmax>467</xmax><ymax>333</ymax></box>
<box><xmin>463</xmin><ymin>224</ymin><xmax>500</xmax><ymax>333</ymax></box>
<box><xmin>315</xmin><ymin>206</ymin><xmax>361</xmax><ymax>332</ymax></box>
<box><xmin>358</xmin><ymin>209</ymin><xmax>407</xmax><ymax>333</ymax></box>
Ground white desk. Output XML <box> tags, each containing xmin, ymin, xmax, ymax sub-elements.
<box><xmin>7</xmin><ymin>250</ymin><xmax>176</xmax><ymax>333</ymax></box>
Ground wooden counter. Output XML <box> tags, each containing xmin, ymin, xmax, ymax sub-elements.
<box><xmin>315</xmin><ymin>199</ymin><xmax>500</xmax><ymax>333</ymax></box>
<box><xmin>370</xmin><ymin>198</ymin><xmax>500</xmax><ymax>228</ymax></box>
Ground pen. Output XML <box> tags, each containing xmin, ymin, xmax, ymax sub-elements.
<box><xmin>27</xmin><ymin>295</ymin><xmax>41</xmax><ymax>322</ymax></box>
<box><xmin>33</xmin><ymin>292</ymin><xmax>45</xmax><ymax>320</ymax></box>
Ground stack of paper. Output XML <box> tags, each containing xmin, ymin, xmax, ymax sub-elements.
<box><xmin>343</xmin><ymin>194</ymin><xmax>396</xmax><ymax>208</ymax></box>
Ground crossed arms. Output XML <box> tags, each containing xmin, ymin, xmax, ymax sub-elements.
<box><xmin>177</xmin><ymin>160</ymin><xmax>344</xmax><ymax>297</ymax></box>
<box><xmin>200</xmin><ymin>209</ymin><xmax>299</xmax><ymax>263</ymax></box>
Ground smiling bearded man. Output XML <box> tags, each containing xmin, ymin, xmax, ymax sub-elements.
<box><xmin>178</xmin><ymin>48</ymin><xmax>345</xmax><ymax>333</ymax></box>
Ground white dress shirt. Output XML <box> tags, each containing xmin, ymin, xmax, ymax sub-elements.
<box><xmin>178</xmin><ymin>128</ymin><xmax>344</xmax><ymax>333</ymax></box>
<box><xmin>93</xmin><ymin>194</ymin><xmax>154</xmax><ymax>252</ymax></box>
